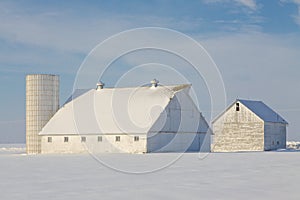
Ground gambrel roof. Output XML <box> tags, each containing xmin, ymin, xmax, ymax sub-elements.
<box><xmin>39</xmin><ymin>84</ymin><xmax>208</xmax><ymax>135</ymax></box>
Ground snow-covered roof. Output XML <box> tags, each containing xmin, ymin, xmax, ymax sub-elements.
<box><xmin>64</xmin><ymin>89</ymin><xmax>90</xmax><ymax>105</ymax></box>
<box><xmin>237</xmin><ymin>99</ymin><xmax>288</xmax><ymax>124</ymax></box>
<box><xmin>40</xmin><ymin>84</ymin><xmax>193</xmax><ymax>135</ymax></box>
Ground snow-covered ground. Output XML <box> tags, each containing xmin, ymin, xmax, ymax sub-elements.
<box><xmin>287</xmin><ymin>141</ymin><xmax>300</xmax><ymax>150</ymax></box>
<box><xmin>0</xmin><ymin>147</ymin><xmax>299</xmax><ymax>199</ymax></box>
<box><xmin>0</xmin><ymin>143</ymin><xmax>25</xmax><ymax>155</ymax></box>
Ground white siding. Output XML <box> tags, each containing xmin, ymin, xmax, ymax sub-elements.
<box><xmin>41</xmin><ymin>134</ymin><xmax>147</xmax><ymax>154</ymax></box>
<box><xmin>147</xmin><ymin>132</ymin><xmax>202</xmax><ymax>152</ymax></box>
<box><xmin>212</xmin><ymin>101</ymin><xmax>264</xmax><ymax>152</ymax></box>
<box><xmin>39</xmin><ymin>84</ymin><xmax>210</xmax><ymax>154</ymax></box>
<box><xmin>147</xmin><ymin>90</ymin><xmax>210</xmax><ymax>152</ymax></box>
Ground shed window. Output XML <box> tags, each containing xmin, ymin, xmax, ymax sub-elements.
<box><xmin>47</xmin><ymin>137</ymin><xmax>52</xmax><ymax>143</ymax></box>
<box><xmin>115</xmin><ymin>136</ymin><xmax>120</xmax><ymax>142</ymax></box>
<box><xmin>236</xmin><ymin>103</ymin><xmax>240</xmax><ymax>111</ymax></box>
<box><xmin>64</xmin><ymin>137</ymin><xmax>69</xmax><ymax>143</ymax></box>
<box><xmin>98</xmin><ymin>136</ymin><xmax>102</xmax><ymax>142</ymax></box>
<box><xmin>134</xmin><ymin>136</ymin><xmax>139</xmax><ymax>142</ymax></box>
<box><xmin>81</xmin><ymin>136</ymin><xmax>86</xmax><ymax>142</ymax></box>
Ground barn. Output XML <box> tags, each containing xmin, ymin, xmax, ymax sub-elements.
<box><xmin>39</xmin><ymin>80</ymin><xmax>210</xmax><ymax>154</ymax></box>
<box><xmin>212</xmin><ymin>99</ymin><xmax>288</xmax><ymax>152</ymax></box>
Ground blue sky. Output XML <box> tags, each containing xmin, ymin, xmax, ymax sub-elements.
<box><xmin>0</xmin><ymin>0</ymin><xmax>300</xmax><ymax>142</ymax></box>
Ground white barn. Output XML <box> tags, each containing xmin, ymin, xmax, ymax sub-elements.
<box><xmin>212</xmin><ymin>99</ymin><xmax>288</xmax><ymax>152</ymax></box>
<box><xmin>39</xmin><ymin>81</ymin><xmax>210</xmax><ymax>154</ymax></box>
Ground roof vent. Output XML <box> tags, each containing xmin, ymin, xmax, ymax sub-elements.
<box><xmin>151</xmin><ymin>79</ymin><xmax>159</xmax><ymax>88</ymax></box>
<box><xmin>96</xmin><ymin>81</ymin><xmax>104</xmax><ymax>90</ymax></box>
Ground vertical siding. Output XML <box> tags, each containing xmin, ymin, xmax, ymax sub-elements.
<box><xmin>212</xmin><ymin>102</ymin><xmax>264</xmax><ymax>152</ymax></box>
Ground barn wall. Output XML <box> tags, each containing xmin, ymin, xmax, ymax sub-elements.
<box><xmin>41</xmin><ymin>134</ymin><xmax>147</xmax><ymax>154</ymax></box>
<box><xmin>199</xmin><ymin>133</ymin><xmax>211</xmax><ymax>152</ymax></box>
<box><xmin>264</xmin><ymin>122</ymin><xmax>286</xmax><ymax>150</ymax></box>
<box><xmin>147</xmin><ymin>90</ymin><xmax>210</xmax><ymax>153</ymax></box>
<box><xmin>147</xmin><ymin>132</ymin><xmax>203</xmax><ymax>152</ymax></box>
<box><xmin>212</xmin><ymin>102</ymin><xmax>264</xmax><ymax>152</ymax></box>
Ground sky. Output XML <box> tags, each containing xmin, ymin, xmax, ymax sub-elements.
<box><xmin>0</xmin><ymin>0</ymin><xmax>299</xmax><ymax>143</ymax></box>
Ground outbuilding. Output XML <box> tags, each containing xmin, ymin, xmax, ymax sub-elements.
<box><xmin>212</xmin><ymin>99</ymin><xmax>288</xmax><ymax>152</ymax></box>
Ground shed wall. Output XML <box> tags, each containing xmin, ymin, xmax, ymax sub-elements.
<box><xmin>212</xmin><ymin>102</ymin><xmax>264</xmax><ymax>152</ymax></box>
<box><xmin>264</xmin><ymin>122</ymin><xmax>286</xmax><ymax>150</ymax></box>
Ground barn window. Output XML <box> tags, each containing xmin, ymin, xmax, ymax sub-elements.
<box><xmin>115</xmin><ymin>136</ymin><xmax>120</xmax><ymax>142</ymax></box>
<box><xmin>98</xmin><ymin>136</ymin><xmax>102</xmax><ymax>142</ymax></box>
<box><xmin>134</xmin><ymin>136</ymin><xmax>139</xmax><ymax>142</ymax></box>
<box><xmin>64</xmin><ymin>137</ymin><xmax>69</xmax><ymax>143</ymax></box>
<box><xmin>47</xmin><ymin>137</ymin><xmax>52</xmax><ymax>143</ymax></box>
<box><xmin>81</xmin><ymin>136</ymin><xmax>86</xmax><ymax>142</ymax></box>
<box><xmin>236</xmin><ymin>103</ymin><xmax>240</xmax><ymax>111</ymax></box>
<box><xmin>277</xmin><ymin>141</ymin><xmax>280</xmax><ymax>145</ymax></box>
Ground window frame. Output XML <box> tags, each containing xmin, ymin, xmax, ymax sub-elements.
<box><xmin>236</xmin><ymin>102</ymin><xmax>240</xmax><ymax>111</ymax></box>
<box><xmin>64</xmin><ymin>137</ymin><xmax>69</xmax><ymax>143</ymax></box>
<box><xmin>81</xmin><ymin>136</ymin><xmax>86</xmax><ymax>143</ymax></box>
<box><xmin>134</xmin><ymin>136</ymin><xmax>139</xmax><ymax>142</ymax></box>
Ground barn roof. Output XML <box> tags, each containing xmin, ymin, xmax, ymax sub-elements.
<box><xmin>237</xmin><ymin>99</ymin><xmax>288</xmax><ymax>124</ymax></box>
<box><xmin>39</xmin><ymin>84</ymin><xmax>194</xmax><ymax>135</ymax></box>
<box><xmin>64</xmin><ymin>89</ymin><xmax>90</xmax><ymax>105</ymax></box>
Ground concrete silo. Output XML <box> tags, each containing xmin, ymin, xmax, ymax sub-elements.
<box><xmin>26</xmin><ymin>74</ymin><xmax>59</xmax><ymax>154</ymax></box>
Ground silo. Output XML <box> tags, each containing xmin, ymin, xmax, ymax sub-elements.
<box><xmin>26</xmin><ymin>74</ymin><xmax>59</xmax><ymax>154</ymax></box>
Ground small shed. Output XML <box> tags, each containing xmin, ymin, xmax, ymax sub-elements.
<box><xmin>212</xmin><ymin>99</ymin><xmax>288</xmax><ymax>152</ymax></box>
